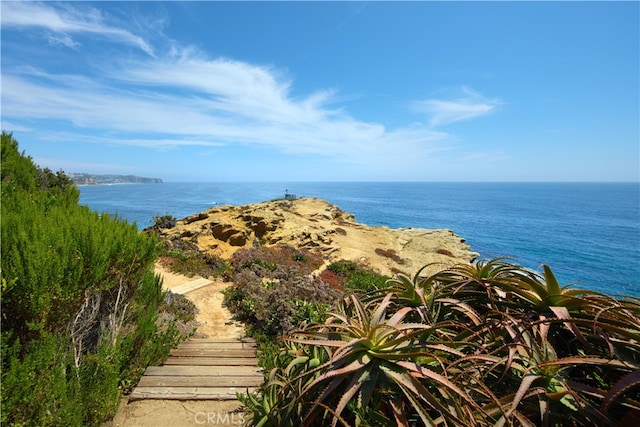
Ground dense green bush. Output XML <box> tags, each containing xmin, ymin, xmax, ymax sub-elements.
<box><xmin>1</xmin><ymin>132</ymin><xmax>186</xmax><ymax>426</ymax></box>
<box><xmin>326</xmin><ymin>260</ymin><xmax>390</xmax><ymax>293</ymax></box>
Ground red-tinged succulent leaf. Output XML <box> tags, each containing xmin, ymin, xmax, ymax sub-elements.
<box><xmin>389</xmin><ymin>395</ymin><xmax>409</xmax><ymax>427</ymax></box>
<box><xmin>358</xmin><ymin>369</ymin><xmax>379</xmax><ymax>414</ymax></box>
<box><xmin>369</xmin><ymin>292</ymin><xmax>392</xmax><ymax>326</ymax></box>
<box><xmin>395</xmin><ymin>360</ymin><xmax>481</xmax><ymax>410</ymax></box>
<box><xmin>286</xmin><ymin>337</ymin><xmax>347</xmax><ymax>348</ymax></box>
<box><xmin>506</xmin><ymin>374</ymin><xmax>541</xmax><ymax>418</ymax></box>
<box><xmin>439</xmin><ymin>298</ymin><xmax>483</xmax><ymax>325</ymax></box>
<box><xmin>331</xmin><ymin>365</ymin><xmax>374</xmax><ymax>427</ymax></box>
<box><xmin>386</xmin><ymin>306</ymin><xmax>413</xmax><ymax>327</ymax></box>
<box><xmin>301</xmin><ymin>353</ymin><xmax>371</xmax><ymax>395</ymax></box>
<box><xmin>381</xmin><ymin>367</ymin><xmax>445</xmax><ymax>426</ymax></box>
<box><xmin>301</xmin><ymin>400</ymin><xmax>351</xmax><ymax>427</ymax></box>
<box><xmin>549</xmin><ymin>305</ymin><xmax>588</xmax><ymax>344</ymax></box>
<box><xmin>602</xmin><ymin>368</ymin><xmax>640</xmax><ymax>412</ymax></box>
<box><xmin>538</xmin><ymin>356</ymin><xmax>635</xmax><ymax>371</ymax></box>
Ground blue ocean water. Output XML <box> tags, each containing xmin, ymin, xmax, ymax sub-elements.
<box><xmin>79</xmin><ymin>182</ymin><xmax>640</xmax><ymax>296</ymax></box>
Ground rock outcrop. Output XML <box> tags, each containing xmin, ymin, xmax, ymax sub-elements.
<box><xmin>150</xmin><ymin>197</ymin><xmax>478</xmax><ymax>277</ymax></box>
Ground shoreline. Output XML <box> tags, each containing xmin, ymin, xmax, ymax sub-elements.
<box><xmin>79</xmin><ymin>182</ymin><xmax>640</xmax><ymax>296</ymax></box>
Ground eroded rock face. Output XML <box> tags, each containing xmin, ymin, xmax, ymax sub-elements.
<box><xmin>148</xmin><ymin>197</ymin><xmax>478</xmax><ymax>277</ymax></box>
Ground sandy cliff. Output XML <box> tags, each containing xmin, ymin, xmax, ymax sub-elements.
<box><xmin>150</xmin><ymin>197</ymin><xmax>478</xmax><ymax>277</ymax></box>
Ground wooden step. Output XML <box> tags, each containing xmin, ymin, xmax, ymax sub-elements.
<box><xmin>129</xmin><ymin>331</ymin><xmax>263</xmax><ymax>400</ymax></box>
<box><xmin>144</xmin><ymin>365</ymin><xmax>262</xmax><ymax>377</ymax></box>
<box><xmin>169</xmin><ymin>348</ymin><xmax>255</xmax><ymax>357</ymax></box>
<box><xmin>170</xmin><ymin>278</ymin><xmax>214</xmax><ymax>295</ymax></box>
<box><xmin>178</xmin><ymin>339</ymin><xmax>256</xmax><ymax>348</ymax></box>
<box><xmin>130</xmin><ymin>386</ymin><xmax>257</xmax><ymax>401</ymax></box>
<box><xmin>163</xmin><ymin>357</ymin><xmax>259</xmax><ymax>366</ymax></box>
<box><xmin>138</xmin><ymin>375</ymin><xmax>262</xmax><ymax>388</ymax></box>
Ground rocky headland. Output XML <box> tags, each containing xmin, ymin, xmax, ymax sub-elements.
<box><xmin>150</xmin><ymin>197</ymin><xmax>478</xmax><ymax>277</ymax></box>
<box><xmin>70</xmin><ymin>173</ymin><xmax>163</xmax><ymax>185</ymax></box>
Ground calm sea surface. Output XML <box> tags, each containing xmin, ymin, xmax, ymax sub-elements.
<box><xmin>79</xmin><ymin>182</ymin><xmax>639</xmax><ymax>296</ymax></box>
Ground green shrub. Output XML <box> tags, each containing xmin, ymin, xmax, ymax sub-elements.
<box><xmin>326</xmin><ymin>261</ymin><xmax>389</xmax><ymax>293</ymax></box>
<box><xmin>162</xmin><ymin>291</ymin><xmax>198</xmax><ymax>324</ymax></box>
<box><xmin>1</xmin><ymin>132</ymin><xmax>186</xmax><ymax>426</ymax></box>
<box><xmin>1</xmin><ymin>333</ymin><xmax>81</xmax><ymax>426</ymax></box>
<box><xmin>160</xmin><ymin>244</ymin><xmax>232</xmax><ymax>279</ymax></box>
<box><xmin>292</xmin><ymin>252</ymin><xmax>308</xmax><ymax>263</ymax></box>
<box><xmin>326</xmin><ymin>260</ymin><xmax>359</xmax><ymax>277</ymax></box>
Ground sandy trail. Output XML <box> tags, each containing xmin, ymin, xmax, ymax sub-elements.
<box><xmin>105</xmin><ymin>265</ymin><xmax>249</xmax><ymax>427</ymax></box>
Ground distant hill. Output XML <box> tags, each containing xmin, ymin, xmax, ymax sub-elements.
<box><xmin>70</xmin><ymin>173</ymin><xmax>162</xmax><ymax>185</ymax></box>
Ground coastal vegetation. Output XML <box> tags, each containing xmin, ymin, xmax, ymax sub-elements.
<box><xmin>1</xmin><ymin>132</ymin><xmax>191</xmax><ymax>426</ymax></box>
<box><xmin>4</xmin><ymin>131</ymin><xmax>638</xmax><ymax>425</ymax></box>
<box><xmin>230</xmin><ymin>258</ymin><xmax>640</xmax><ymax>426</ymax></box>
<box><xmin>148</xmin><ymin>189</ymin><xmax>640</xmax><ymax>425</ymax></box>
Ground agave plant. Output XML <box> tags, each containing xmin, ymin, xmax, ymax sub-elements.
<box><xmin>477</xmin><ymin>317</ymin><xmax>640</xmax><ymax>426</ymax></box>
<box><xmin>241</xmin><ymin>340</ymin><xmax>331</xmax><ymax>427</ymax></box>
<box><xmin>241</xmin><ymin>258</ymin><xmax>640</xmax><ymax>426</ymax></box>
<box><xmin>437</xmin><ymin>259</ymin><xmax>640</xmax><ymax>425</ymax></box>
<box><xmin>285</xmin><ymin>293</ymin><xmax>487</xmax><ymax>426</ymax></box>
<box><xmin>371</xmin><ymin>264</ymin><xmax>441</xmax><ymax>324</ymax></box>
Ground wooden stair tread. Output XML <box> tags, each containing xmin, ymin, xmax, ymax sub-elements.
<box><xmin>163</xmin><ymin>357</ymin><xmax>259</xmax><ymax>366</ymax></box>
<box><xmin>130</xmin><ymin>336</ymin><xmax>263</xmax><ymax>401</ymax></box>
<box><xmin>170</xmin><ymin>278</ymin><xmax>214</xmax><ymax>295</ymax></box>
<box><xmin>138</xmin><ymin>375</ymin><xmax>262</xmax><ymax>388</ymax></box>
<box><xmin>129</xmin><ymin>386</ymin><xmax>257</xmax><ymax>401</ymax></box>
<box><xmin>144</xmin><ymin>365</ymin><xmax>262</xmax><ymax>376</ymax></box>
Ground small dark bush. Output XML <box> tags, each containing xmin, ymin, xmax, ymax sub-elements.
<box><xmin>436</xmin><ymin>248</ymin><xmax>455</xmax><ymax>257</ymax></box>
<box><xmin>153</xmin><ymin>213</ymin><xmax>177</xmax><ymax>229</ymax></box>
<box><xmin>327</xmin><ymin>260</ymin><xmax>359</xmax><ymax>277</ymax></box>
<box><xmin>160</xmin><ymin>245</ymin><xmax>231</xmax><ymax>279</ymax></box>
<box><xmin>231</xmin><ymin>246</ymin><xmax>323</xmax><ymax>277</ymax></box>
<box><xmin>374</xmin><ymin>247</ymin><xmax>405</xmax><ymax>264</ymax></box>
<box><xmin>319</xmin><ymin>269</ymin><xmax>344</xmax><ymax>290</ymax></box>
<box><xmin>161</xmin><ymin>291</ymin><xmax>198</xmax><ymax>324</ymax></box>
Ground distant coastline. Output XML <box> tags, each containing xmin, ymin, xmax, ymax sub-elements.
<box><xmin>70</xmin><ymin>173</ymin><xmax>162</xmax><ymax>185</ymax></box>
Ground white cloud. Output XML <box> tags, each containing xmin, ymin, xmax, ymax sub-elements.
<box><xmin>2</xmin><ymin>50</ymin><xmax>452</xmax><ymax>168</ymax></box>
<box><xmin>0</xmin><ymin>120</ymin><xmax>33</xmax><ymax>133</ymax></box>
<box><xmin>1</xmin><ymin>2</ymin><xmax>154</xmax><ymax>56</ymax></box>
<box><xmin>47</xmin><ymin>33</ymin><xmax>80</xmax><ymax>48</ymax></box>
<box><xmin>1</xmin><ymin>3</ymin><xmax>477</xmax><ymax>177</ymax></box>
<box><xmin>414</xmin><ymin>87</ymin><xmax>500</xmax><ymax>127</ymax></box>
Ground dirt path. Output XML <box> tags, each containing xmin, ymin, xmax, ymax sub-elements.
<box><xmin>105</xmin><ymin>266</ymin><xmax>249</xmax><ymax>427</ymax></box>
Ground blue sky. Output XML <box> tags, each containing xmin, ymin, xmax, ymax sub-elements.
<box><xmin>2</xmin><ymin>1</ymin><xmax>638</xmax><ymax>182</ymax></box>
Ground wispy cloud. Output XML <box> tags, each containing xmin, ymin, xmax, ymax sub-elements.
<box><xmin>414</xmin><ymin>87</ymin><xmax>500</xmax><ymax>127</ymax></box>
<box><xmin>0</xmin><ymin>120</ymin><xmax>33</xmax><ymax>133</ymax></box>
<box><xmin>47</xmin><ymin>33</ymin><xmax>80</xmax><ymax>49</ymax></box>
<box><xmin>2</xmin><ymin>50</ymin><xmax>452</xmax><ymax>168</ymax></box>
<box><xmin>1</xmin><ymin>2</ymin><xmax>477</xmax><ymax>175</ymax></box>
<box><xmin>1</xmin><ymin>2</ymin><xmax>155</xmax><ymax>56</ymax></box>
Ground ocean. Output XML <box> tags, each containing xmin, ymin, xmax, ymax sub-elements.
<box><xmin>78</xmin><ymin>182</ymin><xmax>639</xmax><ymax>297</ymax></box>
